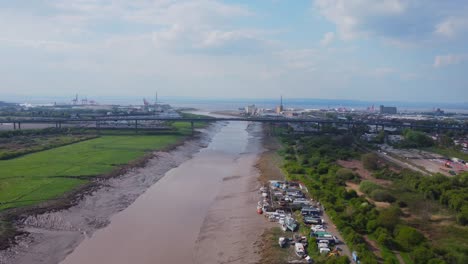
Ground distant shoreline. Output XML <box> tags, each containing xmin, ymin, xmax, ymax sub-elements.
<box><xmin>3</xmin><ymin>97</ymin><xmax>467</xmax><ymax>113</ymax></box>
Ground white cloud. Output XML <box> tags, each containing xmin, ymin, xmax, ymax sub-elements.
<box><xmin>433</xmin><ymin>54</ymin><xmax>467</xmax><ymax>68</ymax></box>
<box><xmin>314</xmin><ymin>0</ymin><xmax>406</xmax><ymax>40</ymax></box>
<box><xmin>434</xmin><ymin>17</ymin><xmax>468</xmax><ymax>38</ymax></box>
<box><xmin>0</xmin><ymin>0</ymin><xmax>263</xmax><ymax>55</ymax></box>
<box><xmin>314</xmin><ymin>0</ymin><xmax>468</xmax><ymax>45</ymax></box>
<box><xmin>320</xmin><ymin>32</ymin><xmax>335</xmax><ymax>46</ymax></box>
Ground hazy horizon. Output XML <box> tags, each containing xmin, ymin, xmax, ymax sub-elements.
<box><xmin>1</xmin><ymin>0</ymin><xmax>468</xmax><ymax>103</ymax></box>
<box><xmin>3</xmin><ymin>95</ymin><xmax>468</xmax><ymax>113</ymax></box>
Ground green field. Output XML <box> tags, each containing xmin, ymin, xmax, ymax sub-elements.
<box><xmin>0</xmin><ymin>123</ymin><xmax>197</xmax><ymax>211</ymax></box>
<box><xmin>427</xmin><ymin>146</ymin><xmax>468</xmax><ymax>161</ymax></box>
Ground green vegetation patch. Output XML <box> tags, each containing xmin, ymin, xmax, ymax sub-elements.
<box><xmin>276</xmin><ymin>131</ymin><xmax>468</xmax><ymax>263</ymax></box>
<box><xmin>0</xmin><ymin>133</ymin><xmax>184</xmax><ymax>211</ymax></box>
<box><xmin>428</xmin><ymin>146</ymin><xmax>468</xmax><ymax>161</ymax></box>
<box><xmin>0</xmin><ymin>128</ymin><xmax>98</xmax><ymax>160</ymax></box>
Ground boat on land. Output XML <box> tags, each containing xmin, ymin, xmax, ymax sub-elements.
<box><xmin>278</xmin><ymin>237</ymin><xmax>287</xmax><ymax>248</ymax></box>
<box><xmin>294</xmin><ymin>243</ymin><xmax>305</xmax><ymax>258</ymax></box>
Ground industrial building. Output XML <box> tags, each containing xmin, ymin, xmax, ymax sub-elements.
<box><xmin>244</xmin><ymin>105</ymin><xmax>257</xmax><ymax>116</ymax></box>
<box><xmin>380</xmin><ymin>105</ymin><xmax>397</xmax><ymax>114</ymax></box>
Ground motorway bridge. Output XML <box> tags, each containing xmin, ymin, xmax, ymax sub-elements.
<box><xmin>2</xmin><ymin>116</ymin><xmax>467</xmax><ymax>133</ymax></box>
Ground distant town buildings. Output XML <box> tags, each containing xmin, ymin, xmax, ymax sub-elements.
<box><xmin>380</xmin><ymin>105</ymin><xmax>397</xmax><ymax>114</ymax></box>
<box><xmin>434</xmin><ymin>108</ymin><xmax>445</xmax><ymax>115</ymax></box>
<box><xmin>244</xmin><ymin>104</ymin><xmax>257</xmax><ymax>116</ymax></box>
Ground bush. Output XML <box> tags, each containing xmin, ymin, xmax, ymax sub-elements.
<box><xmin>362</xmin><ymin>153</ymin><xmax>379</xmax><ymax>170</ymax></box>
<box><xmin>397</xmin><ymin>200</ymin><xmax>408</xmax><ymax>208</ymax></box>
<box><xmin>343</xmin><ymin>190</ymin><xmax>358</xmax><ymax>200</ymax></box>
<box><xmin>359</xmin><ymin>181</ymin><xmax>381</xmax><ymax>195</ymax></box>
<box><xmin>394</xmin><ymin>226</ymin><xmax>425</xmax><ymax>250</ymax></box>
<box><xmin>456</xmin><ymin>205</ymin><xmax>468</xmax><ymax>225</ymax></box>
<box><xmin>336</xmin><ymin>168</ymin><xmax>356</xmax><ymax>181</ymax></box>
<box><xmin>411</xmin><ymin>246</ymin><xmax>434</xmax><ymax>264</ymax></box>
<box><xmin>370</xmin><ymin>189</ymin><xmax>396</xmax><ymax>203</ymax></box>
<box><xmin>377</xmin><ymin>207</ymin><xmax>400</xmax><ymax>231</ymax></box>
<box><xmin>400</xmin><ymin>129</ymin><xmax>434</xmax><ymax>148</ymax></box>
<box><xmin>317</xmin><ymin>162</ymin><xmax>329</xmax><ymax>174</ymax></box>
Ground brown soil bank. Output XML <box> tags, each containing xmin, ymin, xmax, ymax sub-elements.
<box><xmin>256</xmin><ymin>129</ymin><xmax>285</xmax><ymax>185</ymax></box>
<box><xmin>256</xmin><ymin>128</ymin><xmax>290</xmax><ymax>264</ymax></box>
<box><xmin>0</xmin><ymin>126</ymin><xmax>216</xmax><ymax>264</ymax></box>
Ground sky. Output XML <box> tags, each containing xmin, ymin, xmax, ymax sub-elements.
<box><xmin>0</xmin><ymin>0</ymin><xmax>467</xmax><ymax>103</ymax></box>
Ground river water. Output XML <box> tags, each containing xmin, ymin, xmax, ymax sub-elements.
<box><xmin>60</xmin><ymin>121</ymin><xmax>264</xmax><ymax>264</ymax></box>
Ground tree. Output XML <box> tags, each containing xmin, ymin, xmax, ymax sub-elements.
<box><xmin>401</xmin><ymin>129</ymin><xmax>434</xmax><ymax>148</ymax></box>
<box><xmin>370</xmin><ymin>189</ymin><xmax>396</xmax><ymax>203</ymax></box>
<box><xmin>377</xmin><ymin>207</ymin><xmax>400</xmax><ymax>231</ymax></box>
<box><xmin>374</xmin><ymin>130</ymin><xmax>385</xmax><ymax>144</ymax></box>
<box><xmin>394</xmin><ymin>226</ymin><xmax>425</xmax><ymax>250</ymax></box>
<box><xmin>359</xmin><ymin>180</ymin><xmax>381</xmax><ymax>195</ymax></box>
<box><xmin>411</xmin><ymin>246</ymin><xmax>433</xmax><ymax>264</ymax></box>
<box><xmin>456</xmin><ymin>205</ymin><xmax>468</xmax><ymax>225</ymax></box>
<box><xmin>374</xmin><ymin>227</ymin><xmax>393</xmax><ymax>248</ymax></box>
<box><xmin>362</xmin><ymin>153</ymin><xmax>379</xmax><ymax>170</ymax></box>
<box><xmin>336</xmin><ymin>168</ymin><xmax>356</xmax><ymax>181</ymax></box>
<box><xmin>439</xmin><ymin>134</ymin><xmax>454</xmax><ymax>147</ymax></box>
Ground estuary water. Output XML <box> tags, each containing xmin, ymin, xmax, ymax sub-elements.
<box><xmin>60</xmin><ymin>121</ymin><xmax>264</xmax><ymax>264</ymax></box>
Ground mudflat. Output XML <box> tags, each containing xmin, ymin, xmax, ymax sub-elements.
<box><xmin>0</xmin><ymin>126</ymin><xmax>213</xmax><ymax>264</ymax></box>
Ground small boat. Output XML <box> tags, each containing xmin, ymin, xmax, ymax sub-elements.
<box><xmin>278</xmin><ymin>237</ymin><xmax>287</xmax><ymax>248</ymax></box>
<box><xmin>284</xmin><ymin>216</ymin><xmax>298</xmax><ymax>232</ymax></box>
<box><xmin>281</xmin><ymin>224</ymin><xmax>287</xmax><ymax>232</ymax></box>
<box><xmin>295</xmin><ymin>242</ymin><xmax>305</xmax><ymax>258</ymax></box>
<box><xmin>256</xmin><ymin>206</ymin><xmax>263</xmax><ymax>214</ymax></box>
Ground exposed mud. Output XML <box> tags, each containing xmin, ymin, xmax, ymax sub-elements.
<box><xmin>0</xmin><ymin>125</ymin><xmax>218</xmax><ymax>264</ymax></box>
<box><xmin>192</xmin><ymin>122</ymin><xmax>269</xmax><ymax>264</ymax></box>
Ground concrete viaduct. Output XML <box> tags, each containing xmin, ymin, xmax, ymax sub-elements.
<box><xmin>2</xmin><ymin>116</ymin><xmax>467</xmax><ymax>133</ymax></box>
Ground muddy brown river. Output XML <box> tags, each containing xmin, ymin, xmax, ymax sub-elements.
<box><xmin>60</xmin><ymin>121</ymin><xmax>265</xmax><ymax>264</ymax></box>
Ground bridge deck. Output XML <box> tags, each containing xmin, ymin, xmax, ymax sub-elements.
<box><xmin>1</xmin><ymin>116</ymin><xmax>466</xmax><ymax>131</ymax></box>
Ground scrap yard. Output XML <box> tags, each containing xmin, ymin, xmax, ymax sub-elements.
<box><xmin>256</xmin><ymin>180</ymin><xmax>352</xmax><ymax>263</ymax></box>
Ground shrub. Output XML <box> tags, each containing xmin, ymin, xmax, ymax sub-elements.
<box><xmin>411</xmin><ymin>246</ymin><xmax>434</xmax><ymax>264</ymax></box>
<box><xmin>456</xmin><ymin>205</ymin><xmax>468</xmax><ymax>225</ymax></box>
<box><xmin>317</xmin><ymin>162</ymin><xmax>329</xmax><ymax>174</ymax></box>
<box><xmin>397</xmin><ymin>200</ymin><xmax>408</xmax><ymax>208</ymax></box>
<box><xmin>377</xmin><ymin>207</ymin><xmax>400</xmax><ymax>231</ymax></box>
<box><xmin>370</xmin><ymin>189</ymin><xmax>396</xmax><ymax>203</ymax></box>
<box><xmin>343</xmin><ymin>190</ymin><xmax>358</xmax><ymax>200</ymax></box>
<box><xmin>336</xmin><ymin>168</ymin><xmax>356</xmax><ymax>181</ymax></box>
<box><xmin>359</xmin><ymin>180</ymin><xmax>381</xmax><ymax>194</ymax></box>
<box><xmin>362</xmin><ymin>153</ymin><xmax>379</xmax><ymax>170</ymax></box>
<box><xmin>394</xmin><ymin>226</ymin><xmax>425</xmax><ymax>250</ymax></box>
<box><xmin>400</xmin><ymin>129</ymin><xmax>434</xmax><ymax>148</ymax></box>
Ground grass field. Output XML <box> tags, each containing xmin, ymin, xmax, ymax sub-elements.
<box><xmin>0</xmin><ymin>120</ymin><xmax>206</xmax><ymax>211</ymax></box>
<box><xmin>427</xmin><ymin>146</ymin><xmax>468</xmax><ymax>161</ymax></box>
<box><xmin>0</xmin><ymin>133</ymin><xmax>97</xmax><ymax>160</ymax></box>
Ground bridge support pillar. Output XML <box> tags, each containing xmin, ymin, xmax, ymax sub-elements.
<box><xmin>13</xmin><ymin>122</ymin><xmax>16</xmax><ymax>130</ymax></box>
<box><xmin>18</xmin><ymin>122</ymin><xmax>21</xmax><ymax>130</ymax></box>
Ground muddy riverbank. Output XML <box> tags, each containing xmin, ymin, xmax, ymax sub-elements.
<box><xmin>0</xmin><ymin>124</ymin><xmax>218</xmax><ymax>264</ymax></box>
